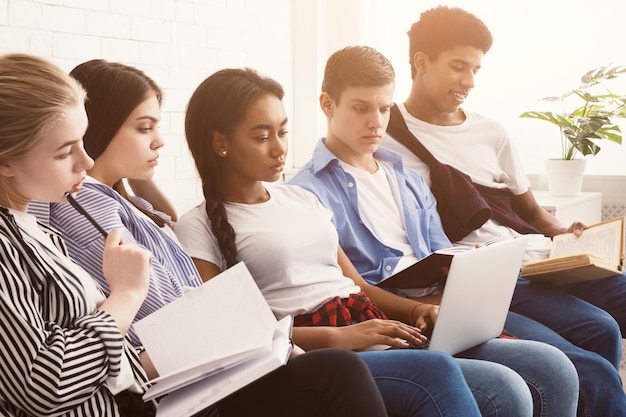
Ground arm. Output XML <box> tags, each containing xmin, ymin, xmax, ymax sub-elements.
<box><xmin>337</xmin><ymin>246</ymin><xmax>438</xmax><ymax>333</ymax></box>
<box><xmin>191</xmin><ymin>256</ymin><xmax>426</xmax><ymax>351</ymax></box>
<box><xmin>292</xmin><ymin>319</ymin><xmax>425</xmax><ymax>351</ymax></box>
<box><xmin>0</xmin><ymin>232</ymin><xmax>148</xmax><ymax>414</ymax></box>
<box><xmin>192</xmin><ymin>257</ymin><xmax>222</xmax><ymax>282</ymax></box>
<box><xmin>52</xmin><ymin>189</ymin><xmax>200</xmax><ymax>331</ymax></box>
<box><xmin>511</xmin><ymin>190</ymin><xmax>584</xmax><ymax>237</ymax></box>
<box><xmin>139</xmin><ymin>350</ymin><xmax>158</xmax><ymax>380</ymax></box>
<box><xmin>127</xmin><ymin>178</ymin><xmax>178</xmax><ymax>223</ymax></box>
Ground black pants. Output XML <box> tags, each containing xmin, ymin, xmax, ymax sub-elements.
<box><xmin>115</xmin><ymin>389</ymin><xmax>219</xmax><ymax>417</ymax></box>
<box><xmin>216</xmin><ymin>348</ymin><xmax>387</xmax><ymax>417</ymax></box>
<box><xmin>115</xmin><ymin>390</ymin><xmax>156</xmax><ymax>417</ymax></box>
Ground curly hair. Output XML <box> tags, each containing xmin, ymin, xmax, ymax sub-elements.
<box><xmin>408</xmin><ymin>6</ymin><xmax>493</xmax><ymax>79</ymax></box>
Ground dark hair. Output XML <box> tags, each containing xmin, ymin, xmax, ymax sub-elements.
<box><xmin>69</xmin><ymin>60</ymin><xmax>167</xmax><ymax>226</ymax></box>
<box><xmin>408</xmin><ymin>6</ymin><xmax>493</xmax><ymax>78</ymax></box>
<box><xmin>185</xmin><ymin>68</ymin><xmax>284</xmax><ymax>268</ymax></box>
<box><xmin>322</xmin><ymin>45</ymin><xmax>395</xmax><ymax>104</ymax></box>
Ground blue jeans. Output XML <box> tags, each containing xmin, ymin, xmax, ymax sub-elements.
<box><xmin>561</xmin><ymin>272</ymin><xmax>626</xmax><ymax>341</ymax></box>
<box><xmin>512</xmin><ymin>276</ymin><xmax>624</xmax><ymax>368</ymax></box>
<box><xmin>505</xmin><ymin>311</ymin><xmax>626</xmax><ymax>417</ymax></box>
<box><xmin>457</xmin><ymin>337</ymin><xmax>578</xmax><ymax>417</ymax></box>
<box><xmin>359</xmin><ymin>348</ymin><xmax>531</xmax><ymax>417</ymax></box>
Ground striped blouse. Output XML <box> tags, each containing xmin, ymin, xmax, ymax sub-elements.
<box><xmin>29</xmin><ymin>179</ymin><xmax>203</xmax><ymax>348</ymax></box>
<box><xmin>0</xmin><ymin>207</ymin><xmax>150</xmax><ymax>416</ymax></box>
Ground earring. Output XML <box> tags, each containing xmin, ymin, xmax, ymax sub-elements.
<box><xmin>221</xmin><ymin>150</ymin><xmax>227</xmax><ymax>156</ymax></box>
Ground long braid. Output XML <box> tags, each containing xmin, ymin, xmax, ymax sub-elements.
<box><xmin>201</xmin><ymin>172</ymin><xmax>237</xmax><ymax>268</ymax></box>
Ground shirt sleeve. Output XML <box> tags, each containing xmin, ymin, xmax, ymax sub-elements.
<box><xmin>0</xmin><ymin>244</ymin><xmax>128</xmax><ymax>415</ymax></box>
<box><xmin>496</xmin><ymin>131</ymin><xmax>531</xmax><ymax>195</ymax></box>
<box><xmin>175</xmin><ymin>206</ymin><xmax>227</xmax><ymax>271</ymax></box>
<box><xmin>49</xmin><ymin>187</ymin><xmax>191</xmax><ymax>347</ymax></box>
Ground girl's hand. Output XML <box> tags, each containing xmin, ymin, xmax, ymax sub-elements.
<box><xmin>336</xmin><ymin>319</ymin><xmax>428</xmax><ymax>350</ymax></box>
<box><xmin>102</xmin><ymin>229</ymin><xmax>151</xmax><ymax>303</ymax></box>
<box><xmin>97</xmin><ymin>229</ymin><xmax>152</xmax><ymax>335</ymax></box>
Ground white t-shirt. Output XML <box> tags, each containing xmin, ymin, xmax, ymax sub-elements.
<box><xmin>381</xmin><ymin>103</ymin><xmax>552</xmax><ymax>262</ymax></box>
<box><xmin>339</xmin><ymin>159</ymin><xmax>418</xmax><ymax>272</ymax></box>
<box><xmin>175</xmin><ymin>184</ymin><xmax>360</xmax><ymax>320</ymax></box>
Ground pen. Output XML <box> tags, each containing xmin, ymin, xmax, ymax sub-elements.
<box><xmin>64</xmin><ymin>192</ymin><xmax>108</xmax><ymax>238</ymax></box>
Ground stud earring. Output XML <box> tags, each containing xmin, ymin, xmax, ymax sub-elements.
<box><xmin>221</xmin><ymin>150</ymin><xmax>227</xmax><ymax>156</ymax></box>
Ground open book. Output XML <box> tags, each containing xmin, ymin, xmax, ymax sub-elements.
<box><xmin>521</xmin><ymin>216</ymin><xmax>625</xmax><ymax>284</ymax></box>
<box><xmin>133</xmin><ymin>262</ymin><xmax>293</xmax><ymax>417</ymax></box>
<box><xmin>376</xmin><ymin>246</ymin><xmax>469</xmax><ymax>289</ymax></box>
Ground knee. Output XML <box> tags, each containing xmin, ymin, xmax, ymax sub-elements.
<box><xmin>520</xmin><ymin>341</ymin><xmax>578</xmax><ymax>387</ymax></box>
<box><xmin>518</xmin><ymin>342</ymin><xmax>579</xmax><ymax>414</ymax></box>
<box><xmin>579</xmin><ymin>313</ymin><xmax>621</xmax><ymax>367</ymax></box>
<box><xmin>459</xmin><ymin>359</ymin><xmax>533</xmax><ymax>417</ymax></box>
<box><xmin>478</xmin><ymin>365</ymin><xmax>533</xmax><ymax>417</ymax></box>
<box><xmin>588</xmin><ymin>310</ymin><xmax>621</xmax><ymax>341</ymax></box>
<box><xmin>304</xmin><ymin>348</ymin><xmax>370</xmax><ymax>377</ymax></box>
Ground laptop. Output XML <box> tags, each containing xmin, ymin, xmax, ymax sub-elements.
<box><xmin>416</xmin><ymin>236</ymin><xmax>528</xmax><ymax>355</ymax></box>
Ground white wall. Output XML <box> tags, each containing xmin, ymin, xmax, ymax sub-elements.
<box><xmin>0</xmin><ymin>0</ymin><xmax>293</xmax><ymax>215</ymax></box>
<box><xmin>3</xmin><ymin>0</ymin><xmax>626</xmax><ymax>215</ymax></box>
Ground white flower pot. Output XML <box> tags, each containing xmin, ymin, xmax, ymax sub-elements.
<box><xmin>544</xmin><ymin>158</ymin><xmax>587</xmax><ymax>196</ymax></box>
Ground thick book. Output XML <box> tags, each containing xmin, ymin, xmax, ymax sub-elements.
<box><xmin>376</xmin><ymin>246</ymin><xmax>469</xmax><ymax>289</ymax></box>
<box><xmin>133</xmin><ymin>262</ymin><xmax>293</xmax><ymax>417</ymax></box>
<box><xmin>521</xmin><ymin>216</ymin><xmax>625</xmax><ymax>284</ymax></box>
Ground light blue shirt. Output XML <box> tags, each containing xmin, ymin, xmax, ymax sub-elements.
<box><xmin>289</xmin><ymin>138</ymin><xmax>451</xmax><ymax>285</ymax></box>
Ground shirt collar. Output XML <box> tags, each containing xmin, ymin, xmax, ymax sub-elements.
<box><xmin>310</xmin><ymin>137</ymin><xmax>405</xmax><ymax>174</ymax></box>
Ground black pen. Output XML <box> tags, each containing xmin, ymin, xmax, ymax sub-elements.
<box><xmin>64</xmin><ymin>192</ymin><xmax>108</xmax><ymax>238</ymax></box>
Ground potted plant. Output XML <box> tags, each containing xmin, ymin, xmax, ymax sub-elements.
<box><xmin>520</xmin><ymin>65</ymin><xmax>626</xmax><ymax>195</ymax></box>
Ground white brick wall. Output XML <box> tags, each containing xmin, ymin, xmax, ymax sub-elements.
<box><xmin>0</xmin><ymin>0</ymin><xmax>294</xmax><ymax>215</ymax></box>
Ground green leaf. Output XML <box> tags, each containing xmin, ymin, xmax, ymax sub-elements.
<box><xmin>519</xmin><ymin>64</ymin><xmax>626</xmax><ymax>158</ymax></box>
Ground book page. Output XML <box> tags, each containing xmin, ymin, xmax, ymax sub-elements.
<box><xmin>551</xmin><ymin>217</ymin><xmax>624</xmax><ymax>262</ymax></box>
<box><xmin>154</xmin><ymin>316</ymin><xmax>294</xmax><ymax>417</ymax></box>
<box><xmin>134</xmin><ymin>262</ymin><xmax>277</xmax><ymax>378</ymax></box>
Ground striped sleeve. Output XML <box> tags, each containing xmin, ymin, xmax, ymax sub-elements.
<box><xmin>0</xmin><ymin>233</ymin><xmax>134</xmax><ymax>416</ymax></box>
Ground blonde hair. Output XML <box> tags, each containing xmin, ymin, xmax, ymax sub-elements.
<box><xmin>0</xmin><ymin>53</ymin><xmax>85</xmax><ymax>161</ymax></box>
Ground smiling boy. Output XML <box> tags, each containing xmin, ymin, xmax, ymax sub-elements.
<box><xmin>379</xmin><ymin>5</ymin><xmax>626</xmax><ymax>415</ymax></box>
